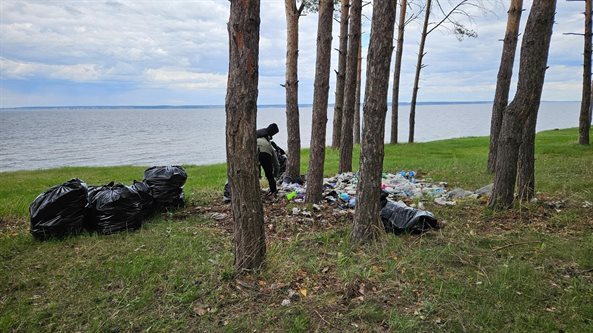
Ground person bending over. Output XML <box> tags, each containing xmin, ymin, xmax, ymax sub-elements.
<box><xmin>257</xmin><ymin>136</ymin><xmax>279</xmax><ymax>195</ymax></box>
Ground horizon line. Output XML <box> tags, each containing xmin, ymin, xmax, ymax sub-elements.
<box><xmin>0</xmin><ymin>100</ymin><xmax>580</xmax><ymax>110</ymax></box>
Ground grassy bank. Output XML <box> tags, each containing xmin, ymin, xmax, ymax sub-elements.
<box><xmin>1</xmin><ymin>128</ymin><xmax>592</xmax><ymax>332</ymax></box>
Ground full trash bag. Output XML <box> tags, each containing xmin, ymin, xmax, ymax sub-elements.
<box><xmin>380</xmin><ymin>200</ymin><xmax>439</xmax><ymax>234</ymax></box>
<box><xmin>87</xmin><ymin>182</ymin><xmax>143</xmax><ymax>234</ymax></box>
<box><xmin>129</xmin><ymin>180</ymin><xmax>155</xmax><ymax>219</ymax></box>
<box><xmin>143</xmin><ymin>166</ymin><xmax>187</xmax><ymax>210</ymax></box>
<box><xmin>29</xmin><ymin>178</ymin><xmax>89</xmax><ymax>240</ymax></box>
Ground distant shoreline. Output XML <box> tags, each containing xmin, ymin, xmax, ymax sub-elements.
<box><xmin>0</xmin><ymin>100</ymin><xmax>579</xmax><ymax>111</ymax></box>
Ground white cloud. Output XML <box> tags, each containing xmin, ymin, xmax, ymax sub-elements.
<box><xmin>144</xmin><ymin>68</ymin><xmax>227</xmax><ymax>90</ymax></box>
<box><xmin>0</xmin><ymin>57</ymin><xmax>103</xmax><ymax>81</ymax></box>
<box><xmin>0</xmin><ymin>0</ymin><xmax>587</xmax><ymax>106</ymax></box>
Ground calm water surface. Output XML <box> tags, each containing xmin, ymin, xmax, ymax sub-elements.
<box><xmin>0</xmin><ymin>102</ymin><xmax>581</xmax><ymax>171</ymax></box>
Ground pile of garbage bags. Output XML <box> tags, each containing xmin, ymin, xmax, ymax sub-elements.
<box><xmin>29</xmin><ymin>166</ymin><xmax>187</xmax><ymax>240</ymax></box>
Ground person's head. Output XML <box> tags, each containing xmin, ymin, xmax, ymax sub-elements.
<box><xmin>266</xmin><ymin>123</ymin><xmax>279</xmax><ymax>137</ymax></box>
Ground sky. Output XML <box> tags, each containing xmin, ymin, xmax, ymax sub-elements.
<box><xmin>0</xmin><ymin>0</ymin><xmax>587</xmax><ymax>108</ymax></box>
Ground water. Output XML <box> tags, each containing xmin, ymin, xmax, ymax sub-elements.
<box><xmin>0</xmin><ymin>102</ymin><xmax>581</xmax><ymax>172</ymax></box>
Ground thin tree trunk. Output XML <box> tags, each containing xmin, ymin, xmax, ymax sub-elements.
<box><xmin>226</xmin><ymin>0</ymin><xmax>266</xmax><ymax>272</ymax></box>
<box><xmin>332</xmin><ymin>0</ymin><xmax>350</xmax><ymax>149</ymax></box>
<box><xmin>489</xmin><ymin>0</ymin><xmax>557</xmax><ymax>210</ymax></box>
<box><xmin>305</xmin><ymin>0</ymin><xmax>334</xmax><ymax>204</ymax></box>
<box><xmin>351</xmin><ymin>0</ymin><xmax>397</xmax><ymax>243</ymax></box>
<box><xmin>408</xmin><ymin>0</ymin><xmax>431</xmax><ymax>144</ymax></box>
<box><xmin>353</xmin><ymin>41</ymin><xmax>362</xmax><ymax>144</ymax></box>
<box><xmin>390</xmin><ymin>0</ymin><xmax>407</xmax><ymax>144</ymax></box>
<box><xmin>517</xmin><ymin>111</ymin><xmax>537</xmax><ymax>201</ymax></box>
<box><xmin>285</xmin><ymin>0</ymin><xmax>305</xmax><ymax>181</ymax></box>
<box><xmin>339</xmin><ymin>0</ymin><xmax>362</xmax><ymax>173</ymax></box>
<box><xmin>579</xmin><ymin>0</ymin><xmax>592</xmax><ymax>145</ymax></box>
<box><xmin>488</xmin><ymin>0</ymin><xmax>524</xmax><ymax>172</ymax></box>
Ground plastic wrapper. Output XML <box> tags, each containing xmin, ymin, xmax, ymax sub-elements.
<box><xmin>29</xmin><ymin>178</ymin><xmax>88</xmax><ymax>240</ymax></box>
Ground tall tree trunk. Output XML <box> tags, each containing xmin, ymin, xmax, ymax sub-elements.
<box><xmin>305</xmin><ymin>0</ymin><xmax>334</xmax><ymax>204</ymax></box>
<box><xmin>489</xmin><ymin>0</ymin><xmax>557</xmax><ymax>210</ymax></box>
<box><xmin>353</xmin><ymin>41</ymin><xmax>362</xmax><ymax>144</ymax></box>
<box><xmin>390</xmin><ymin>0</ymin><xmax>407</xmax><ymax>144</ymax></box>
<box><xmin>226</xmin><ymin>0</ymin><xmax>266</xmax><ymax>272</ymax></box>
<box><xmin>517</xmin><ymin>111</ymin><xmax>537</xmax><ymax>201</ymax></box>
<box><xmin>487</xmin><ymin>0</ymin><xmax>524</xmax><ymax>172</ymax></box>
<box><xmin>285</xmin><ymin>0</ymin><xmax>305</xmax><ymax>181</ymax></box>
<box><xmin>338</xmin><ymin>0</ymin><xmax>362</xmax><ymax>173</ymax></box>
<box><xmin>579</xmin><ymin>0</ymin><xmax>592</xmax><ymax>145</ymax></box>
<box><xmin>408</xmin><ymin>0</ymin><xmax>431</xmax><ymax>144</ymax></box>
<box><xmin>332</xmin><ymin>0</ymin><xmax>350</xmax><ymax>149</ymax></box>
<box><xmin>352</xmin><ymin>0</ymin><xmax>397</xmax><ymax>243</ymax></box>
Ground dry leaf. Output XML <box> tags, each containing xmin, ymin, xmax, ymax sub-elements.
<box><xmin>193</xmin><ymin>306</ymin><xmax>207</xmax><ymax>316</ymax></box>
<box><xmin>299</xmin><ymin>288</ymin><xmax>308</xmax><ymax>297</ymax></box>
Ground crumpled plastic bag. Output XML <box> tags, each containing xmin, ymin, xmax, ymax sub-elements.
<box><xmin>380</xmin><ymin>200</ymin><xmax>439</xmax><ymax>234</ymax></box>
<box><xmin>29</xmin><ymin>178</ymin><xmax>89</xmax><ymax>240</ymax></box>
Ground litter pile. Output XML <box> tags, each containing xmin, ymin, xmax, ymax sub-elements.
<box><xmin>275</xmin><ymin>171</ymin><xmax>492</xmax><ymax>234</ymax></box>
<box><xmin>279</xmin><ymin>171</ymin><xmax>492</xmax><ymax>206</ymax></box>
<box><xmin>29</xmin><ymin>166</ymin><xmax>187</xmax><ymax>240</ymax></box>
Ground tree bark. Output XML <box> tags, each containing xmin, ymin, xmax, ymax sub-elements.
<box><xmin>390</xmin><ymin>0</ymin><xmax>407</xmax><ymax>144</ymax></box>
<box><xmin>351</xmin><ymin>0</ymin><xmax>397</xmax><ymax>244</ymax></box>
<box><xmin>517</xmin><ymin>111</ymin><xmax>536</xmax><ymax>201</ymax></box>
<box><xmin>489</xmin><ymin>0</ymin><xmax>557</xmax><ymax>210</ymax></box>
<box><xmin>226</xmin><ymin>0</ymin><xmax>266</xmax><ymax>272</ymax></box>
<box><xmin>338</xmin><ymin>0</ymin><xmax>362</xmax><ymax>173</ymax></box>
<box><xmin>353</xmin><ymin>40</ymin><xmax>362</xmax><ymax>144</ymax></box>
<box><xmin>408</xmin><ymin>0</ymin><xmax>431</xmax><ymax>144</ymax></box>
<box><xmin>305</xmin><ymin>0</ymin><xmax>334</xmax><ymax>204</ymax></box>
<box><xmin>285</xmin><ymin>0</ymin><xmax>305</xmax><ymax>181</ymax></box>
<box><xmin>487</xmin><ymin>0</ymin><xmax>523</xmax><ymax>172</ymax></box>
<box><xmin>579</xmin><ymin>0</ymin><xmax>592</xmax><ymax>145</ymax></box>
<box><xmin>332</xmin><ymin>0</ymin><xmax>350</xmax><ymax>149</ymax></box>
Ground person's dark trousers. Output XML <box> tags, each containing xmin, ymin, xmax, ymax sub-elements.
<box><xmin>258</xmin><ymin>152</ymin><xmax>277</xmax><ymax>193</ymax></box>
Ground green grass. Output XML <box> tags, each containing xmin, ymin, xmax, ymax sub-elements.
<box><xmin>1</xmin><ymin>128</ymin><xmax>592</xmax><ymax>332</ymax></box>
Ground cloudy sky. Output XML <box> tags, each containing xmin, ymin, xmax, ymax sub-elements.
<box><xmin>0</xmin><ymin>0</ymin><xmax>586</xmax><ymax>108</ymax></box>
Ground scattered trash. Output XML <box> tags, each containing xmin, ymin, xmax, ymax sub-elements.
<box><xmin>447</xmin><ymin>188</ymin><xmax>474</xmax><ymax>199</ymax></box>
<box><xmin>543</xmin><ymin>200</ymin><xmax>566</xmax><ymax>210</ymax></box>
<box><xmin>475</xmin><ymin>183</ymin><xmax>494</xmax><ymax>197</ymax></box>
<box><xmin>208</xmin><ymin>213</ymin><xmax>227</xmax><ymax>220</ymax></box>
<box><xmin>434</xmin><ymin>197</ymin><xmax>457</xmax><ymax>206</ymax></box>
<box><xmin>286</xmin><ymin>191</ymin><xmax>297</xmax><ymax>201</ymax></box>
<box><xmin>281</xmin><ymin>299</ymin><xmax>291</xmax><ymax>307</ymax></box>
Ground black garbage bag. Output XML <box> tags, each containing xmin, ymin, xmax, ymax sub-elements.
<box><xmin>29</xmin><ymin>178</ymin><xmax>89</xmax><ymax>240</ymax></box>
<box><xmin>129</xmin><ymin>180</ymin><xmax>155</xmax><ymax>219</ymax></box>
<box><xmin>143</xmin><ymin>166</ymin><xmax>187</xmax><ymax>210</ymax></box>
<box><xmin>380</xmin><ymin>201</ymin><xmax>439</xmax><ymax>234</ymax></box>
<box><xmin>270</xmin><ymin>141</ymin><xmax>287</xmax><ymax>176</ymax></box>
<box><xmin>87</xmin><ymin>182</ymin><xmax>143</xmax><ymax>234</ymax></box>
